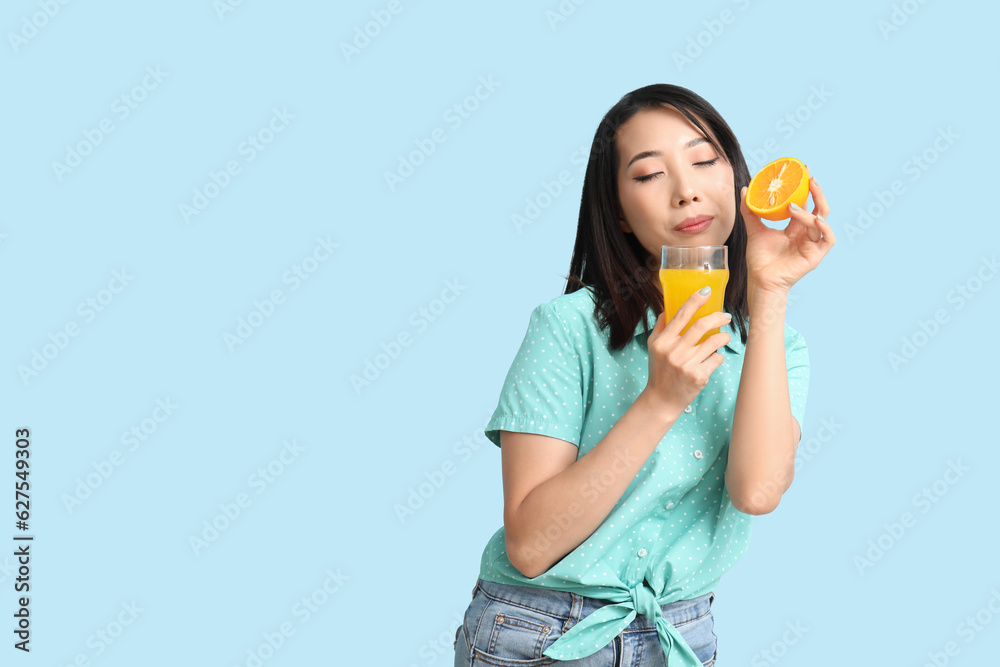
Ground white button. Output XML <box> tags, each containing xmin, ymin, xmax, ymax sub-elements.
<box><xmin>684</xmin><ymin>405</ymin><xmax>693</xmax><ymax>413</ymax></box>
<box><xmin>693</xmin><ymin>450</ymin><xmax>703</xmax><ymax>459</ymax></box>
<box><xmin>665</xmin><ymin>501</ymin><xmax>674</xmax><ymax>510</ymax></box>
<box><xmin>637</xmin><ymin>548</ymin><xmax>647</xmax><ymax>557</ymax></box>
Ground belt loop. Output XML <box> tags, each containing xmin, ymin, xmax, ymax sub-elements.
<box><xmin>709</xmin><ymin>591</ymin><xmax>715</xmax><ymax>606</ymax></box>
<box><xmin>565</xmin><ymin>592</ymin><xmax>583</xmax><ymax>631</ymax></box>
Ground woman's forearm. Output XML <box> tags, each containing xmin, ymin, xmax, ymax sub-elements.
<box><xmin>726</xmin><ymin>286</ymin><xmax>798</xmax><ymax>515</ymax></box>
<box><xmin>506</xmin><ymin>393</ymin><xmax>682</xmax><ymax>579</ymax></box>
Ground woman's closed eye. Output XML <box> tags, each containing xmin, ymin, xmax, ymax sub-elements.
<box><xmin>634</xmin><ymin>157</ymin><xmax>720</xmax><ymax>182</ymax></box>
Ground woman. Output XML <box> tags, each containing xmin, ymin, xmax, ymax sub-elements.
<box><xmin>454</xmin><ymin>83</ymin><xmax>834</xmax><ymax>667</ymax></box>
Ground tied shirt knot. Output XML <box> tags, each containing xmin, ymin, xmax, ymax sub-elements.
<box><xmin>542</xmin><ymin>578</ymin><xmax>704</xmax><ymax>666</ymax></box>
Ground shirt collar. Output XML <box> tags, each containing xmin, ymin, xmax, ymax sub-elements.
<box><xmin>635</xmin><ymin>305</ymin><xmax>744</xmax><ymax>354</ymax></box>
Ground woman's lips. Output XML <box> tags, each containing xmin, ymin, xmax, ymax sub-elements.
<box><xmin>676</xmin><ymin>217</ymin><xmax>712</xmax><ymax>233</ymax></box>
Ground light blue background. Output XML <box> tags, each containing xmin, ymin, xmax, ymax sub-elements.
<box><xmin>4</xmin><ymin>0</ymin><xmax>999</xmax><ymax>665</ymax></box>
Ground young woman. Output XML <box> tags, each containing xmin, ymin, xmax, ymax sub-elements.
<box><xmin>453</xmin><ymin>84</ymin><xmax>834</xmax><ymax>667</ymax></box>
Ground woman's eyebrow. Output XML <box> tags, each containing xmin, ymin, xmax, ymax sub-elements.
<box><xmin>625</xmin><ymin>137</ymin><xmax>709</xmax><ymax>169</ymax></box>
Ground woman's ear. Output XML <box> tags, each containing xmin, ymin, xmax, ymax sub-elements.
<box><xmin>618</xmin><ymin>217</ymin><xmax>632</xmax><ymax>234</ymax></box>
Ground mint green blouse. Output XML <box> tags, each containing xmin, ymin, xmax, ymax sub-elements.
<box><xmin>478</xmin><ymin>286</ymin><xmax>809</xmax><ymax>665</ymax></box>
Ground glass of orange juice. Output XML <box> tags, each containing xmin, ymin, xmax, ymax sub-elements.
<box><xmin>659</xmin><ymin>245</ymin><xmax>729</xmax><ymax>346</ymax></box>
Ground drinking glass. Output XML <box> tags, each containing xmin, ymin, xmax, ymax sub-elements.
<box><xmin>659</xmin><ymin>245</ymin><xmax>729</xmax><ymax>346</ymax></box>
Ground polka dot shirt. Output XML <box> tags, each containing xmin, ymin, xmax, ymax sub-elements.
<box><xmin>477</xmin><ymin>286</ymin><xmax>809</xmax><ymax>664</ymax></box>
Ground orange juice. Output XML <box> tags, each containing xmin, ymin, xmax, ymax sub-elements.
<box><xmin>658</xmin><ymin>268</ymin><xmax>730</xmax><ymax>345</ymax></box>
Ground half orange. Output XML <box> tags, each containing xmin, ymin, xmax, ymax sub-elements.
<box><xmin>746</xmin><ymin>157</ymin><xmax>810</xmax><ymax>221</ymax></box>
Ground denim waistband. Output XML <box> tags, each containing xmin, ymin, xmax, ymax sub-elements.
<box><xmin>473</xmin><ymin>577</ymin><xmax>714</xmax><ymax>633</ymax></box>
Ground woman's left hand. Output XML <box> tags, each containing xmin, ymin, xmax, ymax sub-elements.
<box><xmin>739</xmin><ymin>174</ymin><xmax>835</xmax><ymax>294</ymax></box>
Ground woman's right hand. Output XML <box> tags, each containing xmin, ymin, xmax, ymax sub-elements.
<box><xmin>641</xmin><ymin>287</ymin><xmax>732</xmax><ymax>415</ymax></box>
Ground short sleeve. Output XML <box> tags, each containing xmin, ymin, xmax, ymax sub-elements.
<box><xmin>785</xmin><ymin>325</ymin><xmax>809</xmax><ymax>441</ymax></box>
<box><xmin>484</xmin><ymin>303</ymin><xmax>587</xmax><ymax>449</ymax></box>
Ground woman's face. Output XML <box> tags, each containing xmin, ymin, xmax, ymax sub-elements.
<box><xmin>615</xmin><ymin>105</ymin><xmax>736</xmax><ymax>274</ymax></box>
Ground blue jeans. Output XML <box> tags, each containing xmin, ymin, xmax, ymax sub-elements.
<box><xmin>454</xmin><ymin>577</ymin><xmax>717</xmax><ymax>667</ymax></box>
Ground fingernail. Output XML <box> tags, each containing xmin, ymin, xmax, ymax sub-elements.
<box><xmin>817</xmin><ymin>215</ymin><xmax>826</xmax><ymax>223</ymax></box>
<box><xmin>789</xmin><ymin>202</ymin><xmax>801</xmax><ymax>211</ymax></box>
<box><xmin>698</xmin><ymin>286</ymin><xmax>711</xmax><ymax>296</ymax></box>
<box><xmin>723</xmin><ymin>312</ymin><xmax>732</xmax><ymax>320</ymax></box>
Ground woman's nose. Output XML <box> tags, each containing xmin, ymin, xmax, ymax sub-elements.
<box><xmin>672</xmin><ymin>182</ymin><xmax>701</xmax><ymax>207</ymax></box>
<box><xmin>669</xmin><ymin>169</ymin><xmax>701</xmax><ymax>206</ymax></box>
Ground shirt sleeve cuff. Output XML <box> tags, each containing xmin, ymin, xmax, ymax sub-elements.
<box><xmin>485</xmin><ymin>414</ymin><xmax>581</xmax><ymax>449</ymax></box>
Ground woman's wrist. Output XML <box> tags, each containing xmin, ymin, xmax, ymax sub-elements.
<box><xmin>747</xmin><ymin>285</ymin><xmax>788</xmax><ymax>336</ymax></box>
<box><xmin>634</xmin><ymin>389</ymin><xmax>684</xmax><ymax>427</ymax></box>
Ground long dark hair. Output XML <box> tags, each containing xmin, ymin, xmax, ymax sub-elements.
<box><xmin>563</xmin><ymin>84</ymin><xmax>751</xmax><ymax>351</ymax></box>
